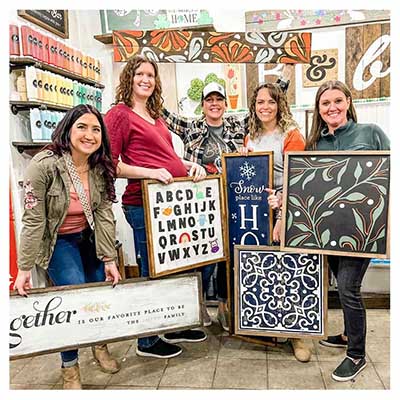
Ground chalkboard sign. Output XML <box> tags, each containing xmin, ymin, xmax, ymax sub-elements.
<box><xmin>222</xmin><ymin>152</ymin><xmax>273</xmax><ymax>255</ymax></box>
<box><xmin>10</xmin><ymin>274</ymin><xmax>201</xmax><ymax>360</ymax></box>
<box><xmin>142</xmin><ymin>176</ymin><xmax>227</xmax><ymax>277</ymax></box>
<box><xmin>234</xmin><ymin>246</ymin><xmax>327</xmax><ymax>338</ymax></box>
<box><xmin>18</xmin><ymin>10</ymin><xmax>69</xmax><ymax>38</ymax></box>
<box><xmin>282</xmin><ymin>151</ymin><xmax>390</xmax><ymax>258</ymax></box>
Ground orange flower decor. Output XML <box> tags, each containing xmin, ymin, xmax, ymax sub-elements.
<box><xmin>280</xmin><ymin>33</ymin><xmax>311</xmax><ymax>64</ymax></box>
<box><xmin>211</xmin><ymin>41</ymin><xmax>253</xmax><ymax>63</ymax></box>
<box><xmin>150</xmin><ymin>30</ymin><xmax>192</xmax><ymax>52</ymax></box>
<box><xmin>113</xmin><ymin>31</ymin><xmax>145</xmax><ymax>62</ymax></box>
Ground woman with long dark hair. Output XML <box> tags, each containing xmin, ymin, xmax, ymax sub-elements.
<box><xmin>14</xmin><ymin>104</ymin><xmax>122</xmax><ymax>389</ymax></box>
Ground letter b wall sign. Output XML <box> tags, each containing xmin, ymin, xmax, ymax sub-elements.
<box><xmin>222</xmin><ymin>152</ymin><xmax>274</xmax><ymax>258</ymax></box>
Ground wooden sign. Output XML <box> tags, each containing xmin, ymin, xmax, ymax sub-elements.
<box><xmin>222</xmin><ymin>153</ymin><xmax>273</xmax><ymax>254</ymax></box>
<box><xmin>142</xmin><ymin>176</ymin><xmax>227</xmax><ymax>277</ymax></box>
<box><xmin>302</xmin><ymin>49</ymin><xmax>338</xmax><ymax>87</ymax></box>
<box><xmin>245</xmin><ymin>9</ymin><xmax>390</xmax><ymax>32</ymax></box>
<box><xmin>18</xmin><ymin>10</ymin><xmax>69</xmax><ymax>39</ymax></box>
<box><xmin>112</xmin><ymin>30</ymin><xmax>312</xmax><ymax>64</ymax></box>
<box><xmin>10</xmin><ymin>274</ymin><xmax>202</xmax><ymax>360</ymax></box>
<box><xmin>281</xmin><ymin>151</ymin><xmax>390</xmax><ymax>258</ymax></box>
<box><xmin>234</xmin><ymin>246</ymin><xmax>327</xmax><ymax>338</ymax></box>
<box><xmin>345</xmin><ymin>23</ymin><xmax>390</xmax><ymax>99</ymax></box>
<box><xmin>99</xmin><ymin>10</ymin><xmax>214</xmax><ymax>34</ymax></box>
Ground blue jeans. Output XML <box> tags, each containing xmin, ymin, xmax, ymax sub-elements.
<box><xmin>123</xmin><ymin>205</ymin><xmax>211</xmax><ymax>348</ymax></box>
<box><xmin>47</xmin><ymin>228</ymin><xmax>105</xmax><ymax>367</ymax></box>
<box><xmin>328</xmin><ymin>255</ymin><xmax>370</xmax><ymax>359</ymax></box>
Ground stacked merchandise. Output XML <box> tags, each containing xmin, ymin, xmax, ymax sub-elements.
<box><xmin>30</xmin><ymin>109</ymin><xmax>65</xmax><ymax>142</ymax></box>
<box><xmin>9</xmin><ymin>24</ymin><xmax>101</xmax><ymax>82</ymax></box>
<box><xmin>20</xmin><ymin>66</ymin><xmax>103</xmax><ymax>110</ymax></box>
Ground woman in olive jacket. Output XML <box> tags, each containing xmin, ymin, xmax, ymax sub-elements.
<box><xmin>14</xmin><ymin>104</ymin><xmax>121</xmax><ymax>389</ymax></box>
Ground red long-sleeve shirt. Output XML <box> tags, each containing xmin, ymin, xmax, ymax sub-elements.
<box><xmin>104</xmin><ymin>103</ymin><xmax>187</xmax><ymax>206</ymax></box>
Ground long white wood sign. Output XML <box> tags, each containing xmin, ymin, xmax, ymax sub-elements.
<box><xmin>10</xmin><ymin>274</ymin><xmax>202</xmax><ymax>360</ymax></box>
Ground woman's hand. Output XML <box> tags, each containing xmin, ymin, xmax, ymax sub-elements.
<box><xmin>104</xmin><ymin>261</ymin><xmax>121</xmax><ymax>287</ymax></box>
<box><xmin>272</xmin><ymin>219</ymin><xmax>282</xmax><ymax>243</ymax></box>
<box><xmin>266</xmin><ymin>188</ymin><xmax>283</xmax><ymax>209</ymax></box>
<box><xmin>189</xmin><ymin>163</ymin><xmax>207</xmax><ymax>182</ymax></box>
<box><xmin>238</xmin><ymin>146</ymin><xmax>253</xmax><ymax>156</ymax></box>
<box><xmin>13</xmin><ymin>270</ymin><xmax>32</xmax><ymax>296</ymax></box>
<box><xmin>150</xmin><ymin>168</ymin><xmax>174</xmax><ymax>184</ymax></box>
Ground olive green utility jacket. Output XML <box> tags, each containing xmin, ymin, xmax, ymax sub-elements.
<box><xmin>18</xmin><ymin>150</ymin><xmax>117</xmax><ymax>271</ymax></box>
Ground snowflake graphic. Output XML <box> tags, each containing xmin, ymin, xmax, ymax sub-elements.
<box><xmin>231</xmin><ymin>213</ymin><xmax>237</xmax><ymax>221</ymax></box>
<box><xmin>240</xmin><ymin>162</ymin><xmax>256</xmax><ymax>181</ymax></box>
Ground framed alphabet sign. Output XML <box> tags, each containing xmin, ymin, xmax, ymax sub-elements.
<box><xmin>234</xmin><ymin>246</ymin><xmax>327</xmax><ymax>338</ymax></box>
<box><xmin>10</xmin><ymin>273</ymin><xmax>202</xmax><ymax>360</ymax></box>
<box><xmin>142</xmin><ymin>176</ymin><xmax>227</xmax><ymax>277</ymax></box>
<box><xmin>281</xmin><ymin>151</ymin><xmax>390</xmax><ymax>258</ymax></box>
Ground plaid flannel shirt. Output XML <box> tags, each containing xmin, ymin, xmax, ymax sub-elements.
<box><xmin>162</xmin><ymin>108</ymin><xmax>249</xmax><ymax>170</ymax></box>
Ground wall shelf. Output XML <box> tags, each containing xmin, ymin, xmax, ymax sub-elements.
<box><xmin>10</xmin><ymin>100</ymin><xmax>72</xmax><ymax>115</ymax></box>
<box><xmin>10</xmin><ymin>56</ymin><xmax>104</xmax><ymax>89</ymax></box>
<box><xmin>12</xmin><ymin>141</ymin><xmax>51</xmax><ymax>155</ymax></box>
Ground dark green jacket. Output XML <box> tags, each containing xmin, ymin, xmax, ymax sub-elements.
<box><xmin>316</xmin><ymin>119</ymin><xmax>390</xmax><ymax>151</ymax></box>
<box><xmin>18</xmin><ymin>150</ymin><xmax>117</xmax><ymax>271</ymax></box>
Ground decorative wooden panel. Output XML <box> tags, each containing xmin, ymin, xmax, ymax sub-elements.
<box><xmin>234</xmin><ymin>246</ymin><xmax>327</xmax><ymax>338</ymax></box>
<box><xmin>245</xmin><ymin>64</ymin><xmax>259</xmax><ymax>107</ymax></box>
<box><xmin>113</xmin><ymin>30</ymin><xmax>312</xmax><ymax>64</ymax></box>
<box><xmin>345</xmin><ymin>23</ymin><xmax>390</xmax><ymax>99</ymax></box>
<box><xmin>282</xmin><ymin>151</ymin><xmax>390</xmax><ymax>258</ymax></box>
<box><xmin>245</xmin><ymin>9</ymin><xmax>390</xmax><ymax>32</ymax></box>
<box><xmin>302</xmin><ymin>49</ymin><xmax>338</xmax><ymax>87</ymax></box>
<box><xmin>264</xmin><ymin>63</ymin><xmax>295</xmax><ymax>105</ymax></box>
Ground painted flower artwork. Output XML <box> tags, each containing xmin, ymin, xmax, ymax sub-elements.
<box><xmin>284</xmin><ymin>153</ymin><xmax>390</xmax><ymax>256</ymax></box>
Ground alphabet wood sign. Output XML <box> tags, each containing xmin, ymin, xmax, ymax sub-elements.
<box><xmin>222</xmin><ymin>153</ymin><xmax>273</xmax><ymax>255</ymax></box>
<box><xmin>345</xmin><ymin>22</ymin><xmax>390</xmax><ymax>99</ymax></box>
<box><xmin>234</xmin><ymin>246</ymin><xmax>327</xmax><ymax>338</ymax></box>
<box><xmin>112</xmin><ymin>30</ymin><xmax>311</xmax><ymax>64</ymax></box>
<box><xmin>281</xmin><ymin>151</ymin><xmax>390</xmax><ymax>258</ymax></box>
<box><xmin>142</xmin><ymin>176</ymin><xmax>227</xmax><ymax>277</ymax></box>
<box><xmin>10</xmin><ymin>274</ymin><xmax>201</xmax><ymax>360</ymax></box>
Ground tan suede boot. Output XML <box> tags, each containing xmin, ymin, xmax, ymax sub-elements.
<box><xmin>62</xmin><ymin>364</ymin><xmax>82</xmax><ymax>389</ymax></box>
<box><xmin>291</xmin><ymin>338</ymin><xmax>311</xmax><ymax>362</ymax></box>
<box><xmin>92</xmin><ymin>344</ymin><xmax>120</xmax><ymax>373</ymax></box>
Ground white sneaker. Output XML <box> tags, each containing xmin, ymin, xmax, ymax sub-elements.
<box><xmin>217</xmin><ymin>309</ymin><xmax>229</xmax><ymax>331</ymax></box>
<box><xmin>202</xmin><ymin>304</ymin><xmax>212</xmax><ymax>327</ymax></box>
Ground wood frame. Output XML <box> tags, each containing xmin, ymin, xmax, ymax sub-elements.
<box><xmin>18</xmin><ymin>10</ymin><xmax>69</xmax><ymax>39</ymax></box>
<box><xmin>234</xmin><ymin>245</ymin><xmax>328</xmax><ymax>339</ymax></box>
<box><xmin>142</xmin><ymin>175</ymin><xmax>228</xmax><ymax>277</ymax></box>
<box><xmin>281</xmin><ymin>151</ymin><xmax>390</xmax><ymax>258</ymax></box>
<box><xmin>10</xmin><ymin>273</ymin><xmax>202</xmax><ymax>360</ymax></box>
<box><xmin>221</xmin><ymin>152</ymin><xmax>274</xmax><ymax>333</ymax></box>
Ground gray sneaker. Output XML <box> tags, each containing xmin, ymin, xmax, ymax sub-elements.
<box><xmin>202</xmin><ymin>304</ymin><xmax>212</xmax><ymax>327</ymax></box>
<box><xmin>217</xmin><ymin>309</ymin><xmax>229</xmax><ymax>331</ymax></box>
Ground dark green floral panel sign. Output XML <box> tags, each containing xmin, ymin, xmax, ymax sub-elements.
<box><xmin>282</xmin><ymin>151</ymin><xmax>390</xmax><ymax>258</ymax></box>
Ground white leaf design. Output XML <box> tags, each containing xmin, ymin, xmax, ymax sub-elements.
<box><xmin>354</xmin><ymin>162</ymin><xmax>362</xmax><ymax>180</ymax></box>
<box><xmin>164</xmin><ymin>55</ymin><xmax>188</xmax><ymax>62</ymax></box>
<box><xmin>255</xmin><ymin>48</ymin><xmax>274</xmax><ymax>63</ymax></box>
<box><xmin>245</xmin><ymin>31</ymin><xmax>267</xmax><ymax>45</ymax></box>
<box><xmin>267</xmin><ymin>32</ymin><xmax>288</xmax><ymax>47</ymax></box>
<box><xmin>188</xmin><ymin>37</ymin><xmax>204</xmax><ymax>61</ymax></box>
<box><xmin>140</xmin><ymin>47</ymin><xmax>159</xmax><ymax>62</ymax></box>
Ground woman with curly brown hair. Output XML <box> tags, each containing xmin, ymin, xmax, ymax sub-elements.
<box><xmin>104</xmin><ymin>55</ymin><xmax>207</xmax><ymax>360</ymax></box>
<box><xmin>241</xmin><ymin>83</ymin><xmax>310</xmax><ymax>362</ymax></box>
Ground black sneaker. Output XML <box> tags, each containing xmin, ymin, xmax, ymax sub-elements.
<box><xmin>161</xmin><ymin>329</ymin><xmax>207</xmax><ymax>343</ymax></box>
<box><xmin>332</xmin><ymin>357</ymin><xmax>366</xmax><ymax>381</ymax></box>
<box><xmin>136</xmin><ymin>338</ymin><xmax>182</xmax><ymax>359</ymax></box>
<box><xmin>319</xmin><ymin>334</ymin><xmax>348</xmax><ymax>348</ymax></box>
